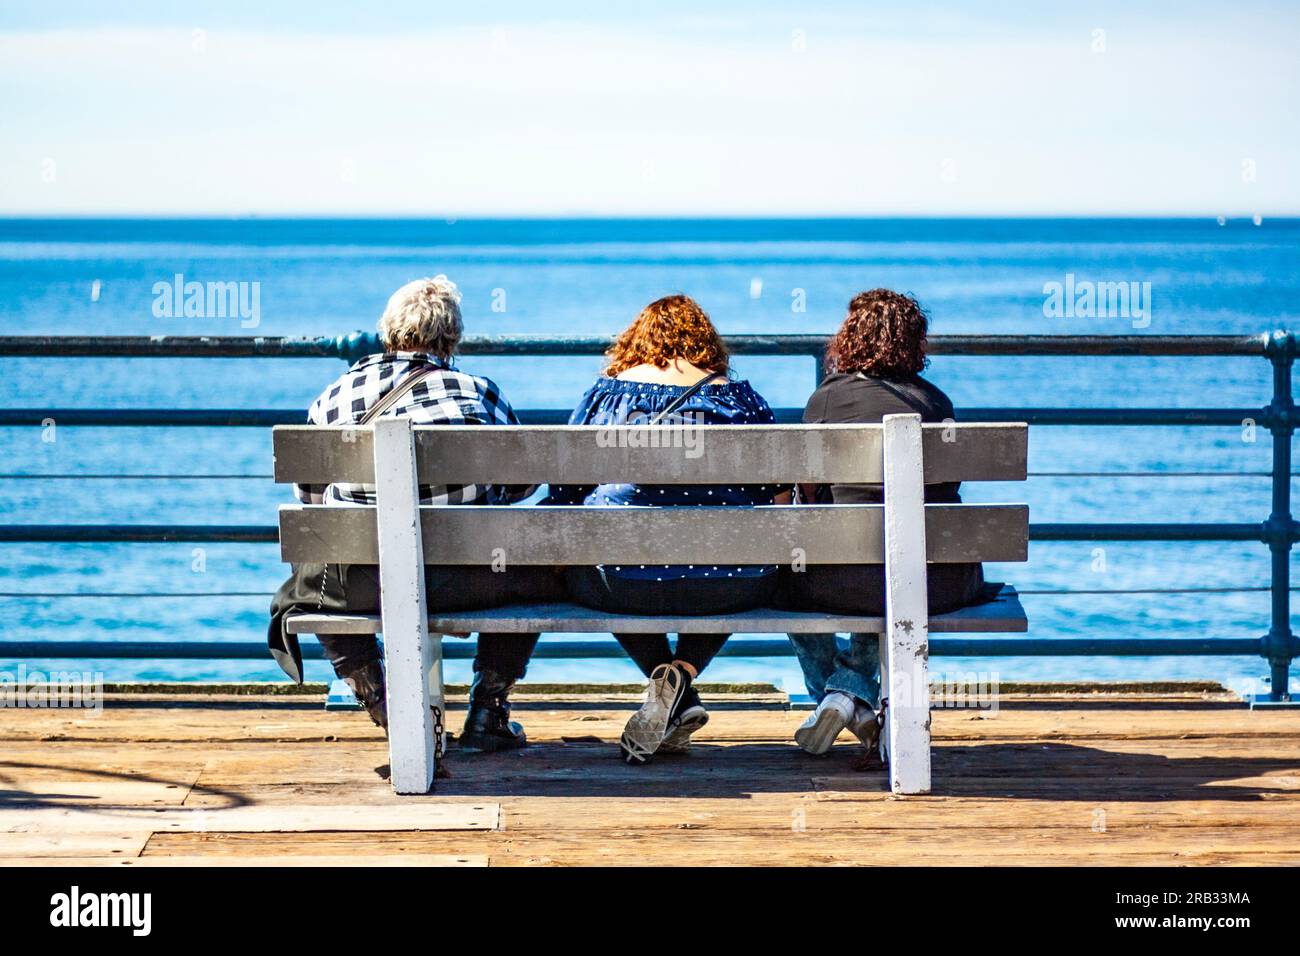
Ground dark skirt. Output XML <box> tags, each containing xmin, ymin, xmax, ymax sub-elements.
<box><xmin>564</xmin><ymin>566</ymin><xmax>777</xmax><ymax>616</ymax></box>
<box><xmin>782</xmin><ymin>562</ymin><xmax>988</xmax><ymax>617</ymax></box>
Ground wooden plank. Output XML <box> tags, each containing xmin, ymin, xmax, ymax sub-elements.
<box><xmin>0</xmin><ymin>803</ymin><xmax>500</xmax><ymax>834</ymax></box>
<box><xmin>883</xmin><ymin>414</ymin><xmax>932</xmax><ymax>795</ymax></box>
<box><xmin>7</xmin><ymin>854</ymin><xmax>489</xmax><ymax>867</ymax></box>
<box><xmin>284</xmin><ymin>587</ymin><xmax>1027</xmax><ymax>636</ymax></box>
<box><xmin>140</xmin><ymin>827</ymin><xmax>1300</xmax><ymax>867</ymax></box>
<box><xmin>273</xmin><ymin>423</ymin><xmax>1028</xmax><ymax>486</ymax></box>
<box><xmin>279</xmin><ymin>502</ymin><xmax>1029</xmax><ymax>565</ymax></box>
<box><xmin>0</xmin><ymin>831</ymin><xmax>151</xmax><ymax>859</ymax></box>
<box><xmin>0</xmin><ymin>778</ymin><xmax>196</xmax><ymax>807</ymax></box>
<box><xmin>373</xmin><ymin>417</ymin><xmax>438</xmax><ymax>795</ymax></box>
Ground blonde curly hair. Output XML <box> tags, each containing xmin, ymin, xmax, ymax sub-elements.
<box><xmin>377</xmin><ymin>275</ymin><xmax>464</xmax><ymax>358</ymax></box>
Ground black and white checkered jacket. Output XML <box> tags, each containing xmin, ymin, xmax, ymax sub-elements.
<box><xmin>294</xmin><ymin>351</ymin><xmax>530</xmax><ymax>506</ymax></box>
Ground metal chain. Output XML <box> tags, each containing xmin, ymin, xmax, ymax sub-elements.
<box><xmin>431</xmin><ymin>704</ymin><xmax>446</xmax><ymax>777</ymax></box>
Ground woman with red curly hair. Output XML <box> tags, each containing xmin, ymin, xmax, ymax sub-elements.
<box><xmin>786</xmin><ymin>290</ymin><xmax>988</xmax><ymax>759</ymax></box>
<box><xmin>549</xmin><ymin>295</ymin><xmax>789</xmax><ymax>765</ymax></box>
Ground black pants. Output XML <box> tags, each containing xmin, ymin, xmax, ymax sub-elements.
<box><xmin>318</xmin><ymin>565</ymin><xmax>566</xmax><ymax>682</ymax></box>
<box><xmin>783</xmin><ymin>562</ymin><xmax>987</xmax><ymax>615</ymax></box>
<box><xmin>564</xmin><ymin>566</ymin><xmax>778</xmax><ymax>677</ymax></box>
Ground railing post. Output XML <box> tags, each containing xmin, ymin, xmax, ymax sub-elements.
<box><xmin>1262</xmin><ymin>330</ymin><xmax>1298</xmax><ymax>702</ymax></box>
<box><xmin>334</xmin><ymin>331</ymin><xmax>382</xmax><ymax>364</ymax></box>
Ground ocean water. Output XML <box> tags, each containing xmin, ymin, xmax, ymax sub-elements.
<box><xmin>2</xmin><ymin>217</ymin><xmax>1299</xmax><ymax>695</ymax></box>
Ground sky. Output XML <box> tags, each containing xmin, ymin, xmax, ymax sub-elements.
<box><xmin>1</xmin><ymin>1</ymin><xmax>1297</xmax><ymax>217</ymax></box>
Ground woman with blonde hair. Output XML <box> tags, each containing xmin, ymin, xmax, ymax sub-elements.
<box><xmin>548</xmin><ymin>295</ymin><xmax>789</xmax><ymax>764</ymax></box>
<box><xmin>269</xmin><ymin>275</ymin><xmax>565</xmax><ymax>756</ymax></box>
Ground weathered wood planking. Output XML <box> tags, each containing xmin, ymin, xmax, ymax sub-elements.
<box><xmin>279</xmin><ymin>502</ymin><xmax>1029</xmax><ymax>565</ymax></box>
<box><xmin>283</xmin><ymin>587</ymin><xmax>1028</xmax><ymax>635</ymax></box>
<box><xmin>143</xmin><ymin>827</ymin><xmax>1300</xmax><ymax>867</ymax></box>
<box><xmin>0</xmin><ymin>803</ymin><xmax>499</xmax><ymax>834</ymax></box>
<box><xmin>5</xmin><ymin>854</ymin><xmax>489</xmax><ymax>867</ymax></box>
<box><xmin>6</xmin><ymin>694</ymin><xmax>1297</xmax><ymax>867</ymax></box>
<box><xmin>273</xmin><ymin>423</ymin><xmax>1028</xmax><ymax>486</ymax></box>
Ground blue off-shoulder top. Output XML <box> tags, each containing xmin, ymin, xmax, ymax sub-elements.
<box><xmin>546</xmin><ymin>375</ymin><xmax>789</xmax><ymax>581</ymax></box>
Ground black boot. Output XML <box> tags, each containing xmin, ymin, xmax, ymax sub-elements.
<box><xmin>459</xmin><ymin>666</ymin><xmax>526</xmax><ymax>753</ymax></box>
<box><xmin>337</xmin><ymin>659</ymin><xmax>388</xmax><ymax>733</ymax></box>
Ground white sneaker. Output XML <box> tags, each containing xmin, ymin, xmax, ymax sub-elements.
<box><xmin>794</xmin><ymin>691</ymin><xmax>856</xmax><ymax>755</ymax></box>
<box><xmin>620</xmin><ymin>663</ymin><xmax>688</xmax><ymax>765</ymax></box>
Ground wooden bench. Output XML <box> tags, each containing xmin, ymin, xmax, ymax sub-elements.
<box><xmin>273</xmin><ymin>415</ymin><xmax>1029</xmax><ymax>796</ymax></box>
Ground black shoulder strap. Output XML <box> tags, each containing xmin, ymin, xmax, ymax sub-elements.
<box><xmin>649</xmin><ymin>373</ymin><xmax>724</xmax><ymax>424</ymax></box>
<box><xmin>857</xmin><ymin>372</ymin><xmax>932</xmax><ymax>418</ymax></box>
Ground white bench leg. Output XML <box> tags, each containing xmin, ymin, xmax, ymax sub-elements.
<box><xmin>882</xmin><ymin>414</ymin><xmax>932</xmax><ymax>795</ymax></box>
<box><xmin>374</xmin><ymin>417</ymin><xmax>437</xmax><ymax>794</ymax></box>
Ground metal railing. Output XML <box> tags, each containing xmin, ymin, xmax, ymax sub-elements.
<box><xmin>2</xmin><ymin>331</ymin><xmax>1297</xmax><ymax>701</ymax></box>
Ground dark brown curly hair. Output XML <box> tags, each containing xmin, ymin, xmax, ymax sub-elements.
<box><xmin>824</xmin><ymin>289</ymin><xmax>929</xmax><ymax>379</ymax></box>
<box><xmin>603</xmin><ymin>294</ymin><xmax>729</xmax><ymax>376</ymax></box>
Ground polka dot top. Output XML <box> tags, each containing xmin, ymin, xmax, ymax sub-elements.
<box><xmin>545</xmin><ymin>375</ymin><xmax>791</xmax><ymax>581</ymax></box>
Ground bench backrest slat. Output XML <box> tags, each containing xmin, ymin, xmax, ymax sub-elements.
<box><xmin>273</xmin><ymin>423</ymin><xmax>1027</xmax><ymax>486</ymax></box>
<box><xmin>278</xmin><ymin>502</ymin><xmax>1028</xmax><ymax>566</ymax></box>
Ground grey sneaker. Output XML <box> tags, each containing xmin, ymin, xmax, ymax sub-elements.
<box><xmin>794</xmin><ymin>691</ymin><xmax>855</xmax><ymax>755</ymax></box>
<box><xmin>619</xmin><ymin>663</ymin><xmax>690</xmax><ymax>765</ymax></box>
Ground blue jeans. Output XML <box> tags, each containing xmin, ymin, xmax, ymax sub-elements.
<box><xmin>787</xmin><ymin>633</ymin><xmax>881</xmax><ymax>710</ymax></box>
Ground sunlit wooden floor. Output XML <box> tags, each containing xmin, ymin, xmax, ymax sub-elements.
<box><xmin>3</xmin><ymin>687</ymin><xmax>1298</xmax><ymax>866</ymax></box>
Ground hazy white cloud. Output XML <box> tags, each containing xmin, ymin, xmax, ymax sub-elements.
<box><xmin>1</xmin><ymin>11</ymin><xmax>1296</xmax><ymax>215</ymax></box>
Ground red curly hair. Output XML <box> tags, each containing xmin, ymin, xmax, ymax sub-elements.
<box><xmin>603</xmin><ymin>295</ymin><xmax>729</xmax><ymax>376</ymax></box>
<box><xmin>824</xmin><ymin>289</ymin><xmax>929</xmax><ymax>379</ymax></box>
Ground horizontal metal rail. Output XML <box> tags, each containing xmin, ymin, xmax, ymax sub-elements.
<box><xmin>2</xmin><ymin>470</ymin><xmax>1291</xmax><ymax>481</ymax></box>
<box><xmin>0</xmin><ymin>333</ymin><xmax>1280</xmax><ymax>360</ymax></box>
<box><xmin>0</xmin><ymin>523</ymin><xmax>1286</xmax><ymax>544</ymax></box>
<box><xmin>0</xmin><ymin>637</ymin><xmax>1268</xmax><ymax>661</ymax></box>
<box><xmin>0</xmin><ymin>407</ymin><xmax>1263</xmax><ymax>427</ymax></box>
<box><xmin>3</xmin><ymin>330</ymin><xmax>1297</xmax><ymax>697</ymax></box>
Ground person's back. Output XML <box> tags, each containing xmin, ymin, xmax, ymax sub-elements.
<box><xmin>802</xmin><ymin>370</ymin><xmax>961</xmax><ymax>504</ymax></box>
<box><xmin>269</xmin><ymin>276</ymin><xmax>564</xmax><ymax>757</ymax></box>
<box><xmin>554</xmin><ymin>294</ymin><xmax>788</xmax><ymax>765</ymax></box>
<box><xmin>785</xmin><ymin>289</ymin><xmax>988</xmax><ymax>759</ymax></box>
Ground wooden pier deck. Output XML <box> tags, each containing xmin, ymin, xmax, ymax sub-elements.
<box><xmin>3</xmin><ymin>686</ymin><xmax>1299</xmax><ymax>866</ymax></box>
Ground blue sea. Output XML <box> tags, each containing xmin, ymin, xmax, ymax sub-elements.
<box><xmin>2</xmin><ymin>217</ymin><xmax>1299</xmax><ymax>695</ymax></box>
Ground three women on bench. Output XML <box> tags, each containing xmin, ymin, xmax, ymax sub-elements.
<box><xmin>271</xmin><ymin>279</ymin><xmax>983</xmax><ymax>766</ymax></box>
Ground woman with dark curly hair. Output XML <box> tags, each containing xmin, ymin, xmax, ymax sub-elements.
<box><xmin>785</xmin><ymin>289</ymin><xmax>987</xmax><ymax>758</ymax></box>
<box><xmin>549</xmin><ymin>294</ymin><xmax>789</xmax><ymax>765</ymax></box>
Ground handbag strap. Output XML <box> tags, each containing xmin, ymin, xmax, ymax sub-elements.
<box><xmin>359</xmin><ymin>364</ymin><xmax>440</xmax><ymax>425</ymax></box>
<box><xmin>857</xmin><ymin>372</ymin><xmax>931</xmax><ymax>417</ymax></box>
<box><xmin>648</xmin><ymin>372</ymin><xmax>725</xmax><ymax>424</ymax></box>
